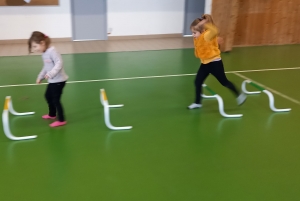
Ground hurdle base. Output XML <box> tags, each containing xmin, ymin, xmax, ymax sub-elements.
<box><xmin>2</xmin><ymin>111</ymin><xmax>37</xmax><ymax>141</ymax></box>
<box><xmin>100</xmin><ymin>89</ymin><xmax>132</xmax><ymax>130</ymax></box>
<box><xmin>109</xmin><ymin>104</ymin><xmax>124</xmax><ymax>108</ymax></box>
<box><xmin>242</xmin><ymin>80</ymin><xmax>291</xmax><ymax>112</ymax></box>
<box><xmin>201</xmin><ymin>84</ymin><xmax>243</xmax><ymax>118</ymax></box>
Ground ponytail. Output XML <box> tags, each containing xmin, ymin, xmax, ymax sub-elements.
<box><xmin>201</xmin><ymin>14</ymin><xmax>215</xmax><ymax>26</ymax></box>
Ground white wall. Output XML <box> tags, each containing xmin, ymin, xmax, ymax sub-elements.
<box><xmin>0</xmin><ymin>0</ymin><xmax>212</xmax><ymax>40</ymax></box>
<box><xmin>107</xmin><ymin>0</ymin><xmax>185</xmax><ymax>36</ymax></box>
<box><xmin>205</xmin><ymin>0</ymin><xmax>212</xmax><ymax>14</ymax></box>
<box><xmin>0</xmin><ymin>0</ymin><xmax>71</xmax><ymax>40</ymax></box>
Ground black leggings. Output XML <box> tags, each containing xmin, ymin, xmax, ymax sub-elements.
<box><xmin>194</xmin><ymin>60</ymin><xmax>240</xmax><ymax>104</ymax></box>
<box><xmin>45</xmin><ymin>81</ymin><xmax>66</xmax><ymax>122</ymax></box>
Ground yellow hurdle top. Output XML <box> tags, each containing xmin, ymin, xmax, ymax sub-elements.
<box><xmin>101</xmin><ymin>89</ymin><xmax>108</xmax><ymax>101</ymax></box>
<box><xmin>3</xmin><ymin>97</ymin><xmax>10</xmax><ymax>110</ymax></box>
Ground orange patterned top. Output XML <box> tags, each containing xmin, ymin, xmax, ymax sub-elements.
<box><xmin>193</xmin><ymin>23</ymin><xmax>221</xmax><ymax>64</ymax></box>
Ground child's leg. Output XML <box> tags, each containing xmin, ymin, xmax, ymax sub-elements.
<box><xmin>209</xmin><ymin>60</ymin><xmax>240</xmax><ymax>96</ymax></box>
<box><xmin>195</xmin><ymin>64</ymin><xmax>210</xmax><ymax>103</ymax></box>
<box><xmin>188</xmin><ymin>64</ymin><xmax>210</xmax><ymax>109</ymax></box>
<box><xmin>210</xmin><ymin>60</ymin><xmax>246</xmax><ymax>105</ymax></box>
<box><xmin>45</xmin><ymin>83</ymin><xmax>56</xmax><ymax>117</ymax></box>
<box><xmin>51</xmin><ymin>82</ymin><xmax>66</xmax><ymax>122</ymax></box>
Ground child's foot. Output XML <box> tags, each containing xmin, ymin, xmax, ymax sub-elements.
<box><xmin>188</xmin><ymin>103</ymin><xmax>202</xmax><ymax>109</ymax></box>
<box><xmin>42</xmin><ymin>115</ymin><xmax>56</xmax><ymax>119</ymax></box>
<box><xmin>50</xmin><ymin>121</ymin><xmax>67</xmax><ymax>127</ymax></box>
<box><xmin>237</xmin><ymin>93</ymin><xmax>247</xmax><ymax>105</ymax></box>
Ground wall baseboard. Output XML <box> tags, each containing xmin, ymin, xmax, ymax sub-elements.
<box><xmin>108</xmin><ymin>33</ymin><xmax>183</xmax><ymax>40</ymax></box>
<box><xmin>233</xmin><ymin>42</ymin><xmax>299</xmax><ymax>48</ymax></box>
<box><xmin>0</xmin><ymin>37</ymin><xmax>72</xmax><ymax>45</ymax></box>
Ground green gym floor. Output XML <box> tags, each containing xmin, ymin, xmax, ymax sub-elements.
<box><xmin>0</xmin><ymin>44</ymin><xmax>300</xmax><ymax>201</ymax></box>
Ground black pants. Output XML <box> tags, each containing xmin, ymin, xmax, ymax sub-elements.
<box><xmin>45</xmin><ymin>81</ymin><xmax>66</xmax><ymax>122</ymax></box>
<box><xmin>194</xmin><ymin>60</ymin><xmax>240</xmax><ymax>104</ymax></box>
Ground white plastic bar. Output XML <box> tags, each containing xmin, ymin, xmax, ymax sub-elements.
<box><xmin>263</xmin><ymin>90</ymin><xmax>291</xmax><ymax>112</ymax></box>
<box><xmin>103</xmin><ymin>106</ymin><xmax>132</xmax><ymax>130</ymax></box>
<box><xmin>7</xmin><ymin>96</ymin><xmax>35</xmax><ymax>116</ymax></box>
<box><xmin>2</xmin><ymin>97</ymin><xmax>37</xmax><ymax>141</ymax></box>
<box><xmin>201</xmin><ymin>94</ymin><xmax>216</xmax><ymax>98</ymax></box>
<box><xmin>99</xmin><ymin>90</ymin><xmax>124</xmax><ymax>108</ymax></box>
<box><xmin>242</xmin><ymin>81</ymin><xmax>291</xmax><ymax>112</ymax></box>
<box><xmin>108</xmin><ymin>105</ymin><xmax>124</xmax><ymax>108</ymax></box>
<box><xmin>242</xmin><ymin>80</ymin><xmax>261</xmax><ymax>94</ymax></box>
<box><xmin>201</xmin><ymin>86</ymin><xmax>243</xmax><ymax>118</ymax></box>
<box><xmin>215</xmin><ymin>95</ymin><xmax>243</xmax><ymax>118</ymax></box>
<box><xmin>100</xmin><ymin>89</ymin><xmax>132</xmax><ymax>130</ymax></box>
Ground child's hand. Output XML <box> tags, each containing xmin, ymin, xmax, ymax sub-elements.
<box><xmin>197</xmin><ymin>19</ymin><xmax>207</xmax><ymax>26</ymax></box>
<box><xmin>196</xmin><ymin>19</ymin><xmax>207</xmax><ymax>32</ymax></box>
<box><xmin>36</xmin><ymin>79</ymin><xmax>41</xmax><ymax>84</ymax></box>
<box><xmin>217</xmin><ymin>37</ymin><xmax>224</xmax><ymax>45</ymax></box>
<box><xmin>44</xmin><ymin>75</ymin><xmax>49</xmax><ymax>80</ymax></box>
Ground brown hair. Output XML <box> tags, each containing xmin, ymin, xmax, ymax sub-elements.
<box><xmin>190</xmin><ymin>14</ymin><xmax>216</xmax><ymax>32</ymax></box>
<box><xmin>201</xmin><ymin>14</ymin><xmax>215</xmax><ymax>25</ymax></box>
<box><xmin>28</xmin><ymin>31</ymin><xmax>51</xmax><ymax>53</ymax></box>
<box><xmin>190</xmin><ymin>18</ymin><xmax>203</xmax><ymax>32</ymax></box>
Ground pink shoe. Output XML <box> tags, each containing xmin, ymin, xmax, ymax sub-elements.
<box><xmin>50</xmin><ymin>121</ymin><xmax>67</xmax><ymax>127</ymax></box>
<box><xmin>42</xmin><ymin>115</ymin><xmax>56</xmax><ymax>119</ymax></box>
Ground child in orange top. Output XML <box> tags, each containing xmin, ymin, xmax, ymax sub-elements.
<box><xmin>188</xmin><ymin>14</ymin><xmax>246</xmax><ymax>109</ymax></box>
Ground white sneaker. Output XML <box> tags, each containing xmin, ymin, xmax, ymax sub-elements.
<box><xmin>237</xmin><ymin>93</ymin><xmax>247</xmax><ymax>105</ymax></box>
<box><xmin>188</xmin><ymin>103</ymin><xmax>202</xmax><ymax>109</ymax></box>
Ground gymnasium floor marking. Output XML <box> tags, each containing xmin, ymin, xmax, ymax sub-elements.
<box><xmin>233</xmin><ymin>72</ymin><xmax>300</xmax><ymax>105</ymax></box>
<box><xmin>0</xmin><ymin>66</ymin><xmax>299</xmax><ymax>89</ymax></box>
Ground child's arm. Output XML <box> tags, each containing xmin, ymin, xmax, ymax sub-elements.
<box><xmin>46</xmin><ymin>49</ymin><xmax>63</xmax><ymax>79</ymax></box>
<box><xmin>217</xmin><ymin>37</ymin><xmax>224</xmax><ymax>45</ymax></box>
<box><xmin>203</xmin><ymin>23</ymin><xmax>219</xmax><ymax>41</ymax></box>
<box><xmin>37</xmin><ymin>67</ymin><xmax>47</xmax><ymax>83</ymax></box>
